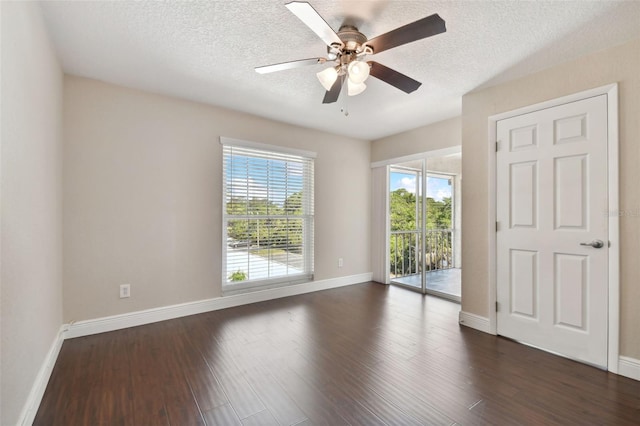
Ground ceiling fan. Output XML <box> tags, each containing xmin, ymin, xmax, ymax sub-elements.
<box><xmin>255</xmin><ymin>1</ymin><xmax>446</xmax><ymax>104</ymax></box>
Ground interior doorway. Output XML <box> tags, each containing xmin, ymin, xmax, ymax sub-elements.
<box><xmin>487</xmin><ymin>84</ymin><xmax>620</xmax><ymax>372</ymax></box>
<box><xmin>496</xmin><ymin>94</ymin><xmax>610</xmax><ymax>368</ymax></box>
<box><xmin>388</xmin><ymin>151</ymin><xmax>461</xmax><ymax>302</ymax></box>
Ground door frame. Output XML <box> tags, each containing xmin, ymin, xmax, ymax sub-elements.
<box><xmin>487</xmin><ymin>84</ymin><xmax>619</xmax><ymax>373</ymax></box>
<box><xmin>388</xmin><ymin>161</ymin><xmax>426</xmax><ymax>293</ymax></box>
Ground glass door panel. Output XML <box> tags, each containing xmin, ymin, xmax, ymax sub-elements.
<box><xmin>425</xmin><ymin>155</ymin><xmax>461</xmax><ymax>301</ymax></box>
<box><xmin>388</xmin><ymin>160</ymin><xmax>425</xmax><ymax>292</ymax></box>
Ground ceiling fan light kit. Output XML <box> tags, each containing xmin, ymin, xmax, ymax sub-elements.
<box><xmin>255</xmin><ymin>1</ymin><xmax>446</xmax><ymax>106</ymax></box>
<box><xmin>316</xmin><ymin>59</ymin><xmax>369</xmax><ymax>96</ymax></box>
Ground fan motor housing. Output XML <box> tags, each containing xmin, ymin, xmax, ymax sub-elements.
<box><xmin>337</xmin><ymin>25</ymin><xmax>367</xmax><ymax>52</ymax></box>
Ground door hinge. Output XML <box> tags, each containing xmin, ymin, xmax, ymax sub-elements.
<box><xmin>496</xmin><ymin>301</ymin><xmax>499</xmax><ymax>312</ymax></box>
<box><xmin>496</xmin><ymin>221</ymin><xmax>499</xmax><ymax>232</ymax></box>
<box><xmin>495</xmin><ymin>141</ymin><xmax>500</xmax><ymax>152</ymax></box>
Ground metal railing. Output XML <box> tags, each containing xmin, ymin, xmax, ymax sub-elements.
<box><xmin>390</xmin><ymin>229</ymin><xmax>454</xmax><ymax>278</ymax></box>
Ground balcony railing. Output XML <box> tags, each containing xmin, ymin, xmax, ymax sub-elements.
<box><xmin>390</xmin><ymin>229</ymin><xmax>454</xmax><ymax>278</ymax></box>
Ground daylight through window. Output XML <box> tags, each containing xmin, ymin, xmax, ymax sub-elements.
<box><xmin>222</xmin><ymin>139</ymin><xmax>314</xmax><ymax>293</ymax></box>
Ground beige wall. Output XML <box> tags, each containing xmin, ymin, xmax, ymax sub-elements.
<box><xmin>371</xmin><ymin>116</ymin><xmax>461</xmax><ymax>163</ymax></box>
<box><xmin>63</xmin><ymin>76</ymin><xmax>371</xmax><ymax>322</ymax></box>
<box><xmin>1</xmin><ymin>3</ymin><xmax>64</xmax><ymax>425</ymax></box>
<box><xmin>461</xmin><ymin>38</ymin><xmax>640</xmax><ymax>359</ymax></box>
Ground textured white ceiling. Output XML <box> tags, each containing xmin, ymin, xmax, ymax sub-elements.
<box><xmin>40</xmin><ymin>1</ymin><xmax>640</xmax><ymax>140</ymax></box>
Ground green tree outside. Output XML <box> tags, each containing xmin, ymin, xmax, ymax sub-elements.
<box><xmin>226</xmin><ymin>192</ymin><xmax>304</xmax><ymax>251</ymax></box>
<box><xmin>389</xmin><ymin>188</ymin><xmax>452</xmax><ymax>275</ymax></box>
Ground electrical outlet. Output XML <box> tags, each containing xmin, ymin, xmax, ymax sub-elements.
<box><xmin>338</xmin><ymin>258</ymin><xmax>343</xmax><ymax>268</ymax></box>
<box><xmin>119</xmin><ymin>284</ymin><xmax>131</xmax><ymax>299</ymax></box>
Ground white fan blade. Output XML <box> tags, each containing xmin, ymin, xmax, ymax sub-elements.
<box><xmin>285</xmin><ymin>1</ymin><xmax>343</xmax><ymax>47</ymax></box>
<box><xmin>255</xmin><ymin>58</ymin><xmax>325</xmax><ymax>74</ymax></box>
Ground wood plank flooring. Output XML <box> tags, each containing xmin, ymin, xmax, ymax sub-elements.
<box><xmin>34</xmin><ymin>282</ymin><xmax>640</xmax><ymax>425</ymax></box>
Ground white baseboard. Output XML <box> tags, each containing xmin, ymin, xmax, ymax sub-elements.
<box><xmin>618</xmin><ymin>356</ymin><xmax>640</xmax><ymax>381</ymax></box>
<box><xmin>459</xmin><ymin>310</ymin><xmax>493</xmax><ymax>334</ymax></box>
<box><xmin>65</xmin><ymin>273</ymin><xmax>372</xmax><ymax>339</ymax></box>
<box><xmin>18</xmin><ymin>325</ymin><xmax>66</xmax><ymax>426</ymax></box>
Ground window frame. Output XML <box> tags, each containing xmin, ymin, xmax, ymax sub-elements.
<box><xmin>220</xmin><ymin>137</ymin><xmax>315</xmax><ymax>295</ymax></box>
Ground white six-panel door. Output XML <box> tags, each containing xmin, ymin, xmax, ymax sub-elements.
<box><xmin>496</xmin><ymin>95</ymin><xmax>609</xmax><ymax>368</ymax></box>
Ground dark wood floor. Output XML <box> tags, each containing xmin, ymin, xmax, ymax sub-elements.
<box><xmin>35</xmin><ymin>282</ymin><xmax>639</xmax><ymax>425</ymax></box>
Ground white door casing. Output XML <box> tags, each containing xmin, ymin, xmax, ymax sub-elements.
<box><xmin>496</xmin><ymin>95</ymin><xmax>609</xmax><ymax>368</ymax></box>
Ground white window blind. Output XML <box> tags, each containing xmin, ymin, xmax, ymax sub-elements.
<box><xmin>222</xmin><ymin>141</ymin><xmax>314</xmax><ymax>293</ymax></box>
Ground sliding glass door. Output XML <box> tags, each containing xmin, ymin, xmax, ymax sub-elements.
<box><xmin>388</xmin><ymin>154</ymin><xmax>461</xmax><ymax>301</ymax></box>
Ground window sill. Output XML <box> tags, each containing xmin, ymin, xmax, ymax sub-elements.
<box><xmin>222</xmin><ymin>273</ymin><xmax>314</xmax><ymax>297</ymax></box>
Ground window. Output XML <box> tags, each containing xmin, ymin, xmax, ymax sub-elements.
<box><xmin>221</xmin><ymin>138</ymin><xmax>314</xmax><ymax>294</ymax></box>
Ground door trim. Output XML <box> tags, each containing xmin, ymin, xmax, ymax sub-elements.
<box><xmin>487</xmin><ymin>84</ymin><xmax>619</xmax><ymax>373</ymax></box>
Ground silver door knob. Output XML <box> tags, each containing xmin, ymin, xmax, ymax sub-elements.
<box><xmin>580</xmin><ymin>239</ymin><xmax>604</xmax><ymax>248</ymax></box>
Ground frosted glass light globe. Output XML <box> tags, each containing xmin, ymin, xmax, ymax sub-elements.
<box><xmin>348</xmin><ymin>80</ymin><xmax>366</xmax><ymax>96</ymax></box>
<box><xmin>347</xmin><ymin>60</ymin><xmax>370</xmax><ymax>84</ymax></box>
<box><xmin>316</xmin><ymin>67</ymin><xmax>338</xmax><ymax>91</ymax></box>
